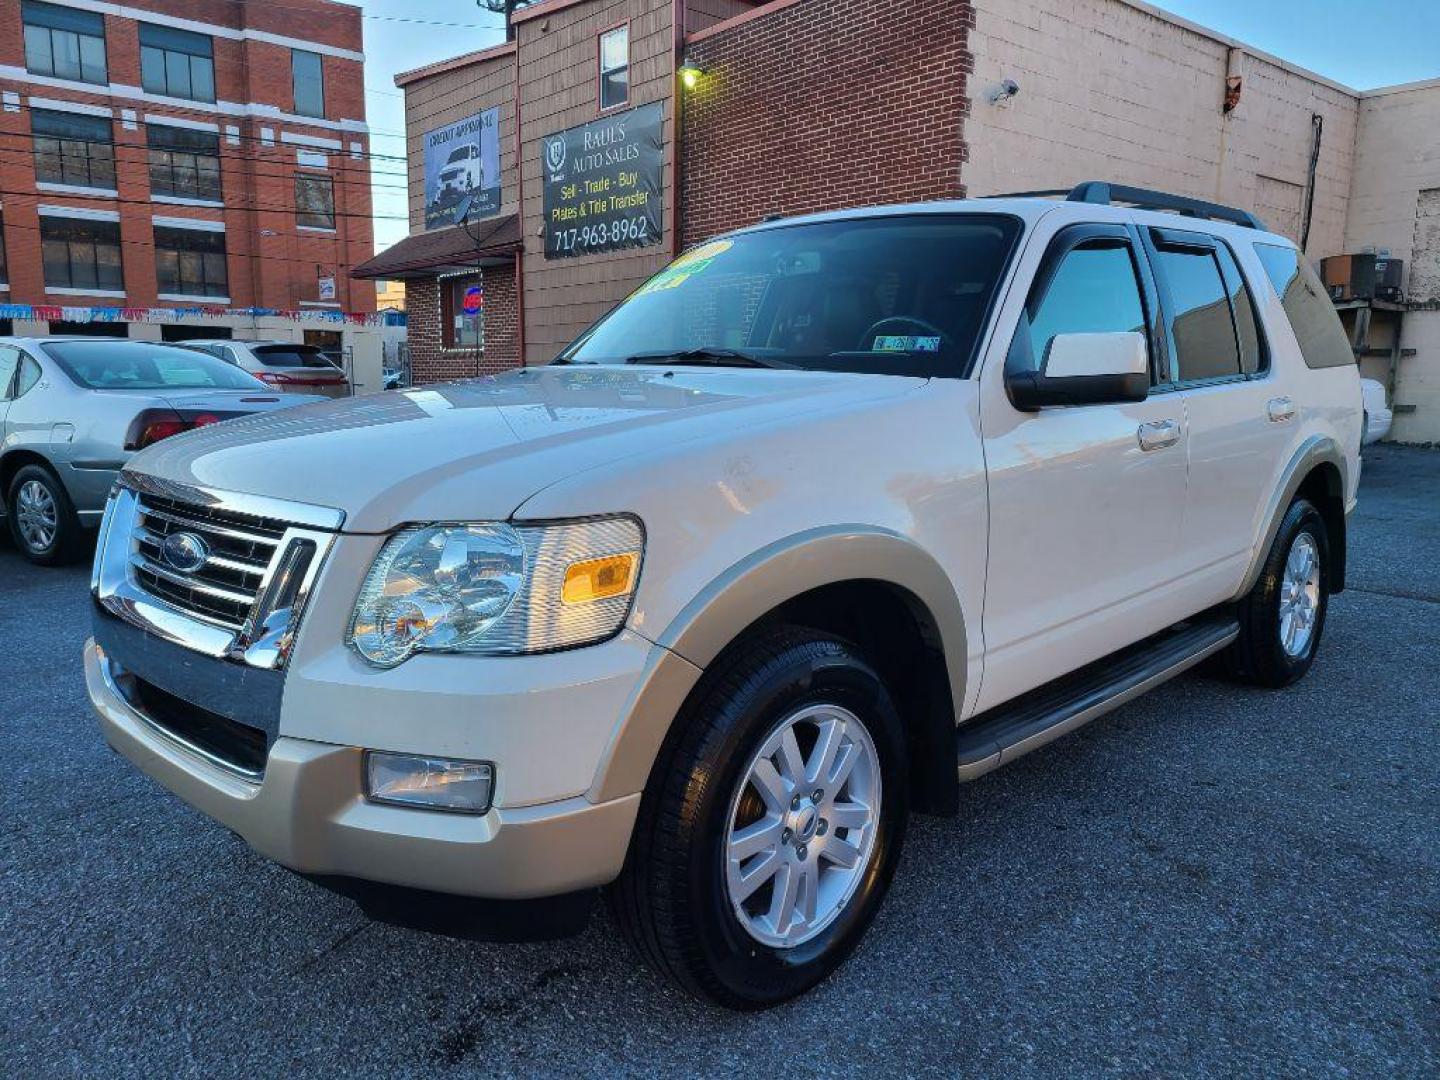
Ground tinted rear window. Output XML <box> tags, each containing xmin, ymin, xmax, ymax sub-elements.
<box><xmin>252</xmin><ymin>345</ymin><xmax>337</xmax><ymax>369</ymax></box>
<box><xmin>1254</xmin><ymin>244</ymin><xmax>1354</xmax><ymax>369</ymax></box>
<box><xmin>45</xmin><ymin>341</ymin><xmax>265</xmax><ymax>390</ymax></box>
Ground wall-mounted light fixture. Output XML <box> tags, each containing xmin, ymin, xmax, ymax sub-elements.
<box><xmin>678</xmin><ymin>56</ymin><xmax>707</xmax><ymax>91</ymax></box>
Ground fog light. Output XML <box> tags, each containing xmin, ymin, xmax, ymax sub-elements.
<box><xmin>365</xmin><ymin>752</ymin><xmax>494</xmax><ymax>814</ymax></box>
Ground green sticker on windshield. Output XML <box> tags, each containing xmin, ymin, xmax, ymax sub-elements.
<box><xmin>873</xmin><ymin>335</ymin><xmax>941</xmax><ymax>353</ymax></box>
<box><xmin>635</xmin><ymin>240</ymin><xmax>733</xmax><ymax>297</ymax></box>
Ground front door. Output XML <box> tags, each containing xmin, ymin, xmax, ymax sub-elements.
<box><xmin>976</xmin><ymin>222</ymin><xmax>1190</xmax><ymax>712</ymax></box>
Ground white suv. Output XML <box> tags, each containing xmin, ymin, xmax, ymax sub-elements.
<box><xmin>86</xmin><ymin>184</ymin><xmax>1361</xmax><ymax>1008</ymax></box>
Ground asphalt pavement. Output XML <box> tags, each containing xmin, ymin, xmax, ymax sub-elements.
<box><xmin>1</xmin><ymin>446</ymin><xmax>1436</xmax><ymax>1077</ymax></box>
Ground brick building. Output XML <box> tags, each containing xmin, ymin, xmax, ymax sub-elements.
<box><xmin>360</xmin><ymin>0</ymin><xmax>1440</xmax><ymax>441</ymax></box>
<box><xmin>0</xmin><ymin>0</ymin><xmax>383</xmax><ymax>368</ymax></box>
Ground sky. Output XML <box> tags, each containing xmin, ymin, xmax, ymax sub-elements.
<box><xmin>348</xmin><ymin>0</ymin><xmax>1440</xmax><ymax>255</ymax></box>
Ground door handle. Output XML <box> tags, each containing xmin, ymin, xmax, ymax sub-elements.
<box><xmin>1267</xmin><ymin>396</ymin><xmax>1296</xmax><ymax>423</ymax></box>
<box><xmin>1137</xmin><ymin>419</ymin><xmax>1180</xmax><ymax>452</ymax></box>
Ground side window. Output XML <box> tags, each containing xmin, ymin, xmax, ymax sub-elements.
<box><xmin>15</xmin><ymin>355</ymin><xmax>42</xmax><ymax>397</ymax></box>
<box><xmin>1213</xmin><ymin>244</ymin><xmax>1265</xmax><ymax>374</ymax></box>
<box><xmin>1254</xmin><ymin>243</ymin><xmax>1355</xmax><ymax>370</ymax></box>
<box><xmin>1153</xmin><ymin>245</ymin><xmax>1241</xmax><ymax>382</ymax></box>
<box><xmin>0</xmin><ymin>346</ymin><xmax>19</xmax><ymax>399</ymax></box>
<box><xmin>1020</xmin><ymin>240</ymin><xmax>1148</xmax><ymax>375</ymax></box>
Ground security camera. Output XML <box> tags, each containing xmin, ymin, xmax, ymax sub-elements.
<box><xmin>987</xmin><ymin>79</ymin><xmax>1020</xmax><ymax>105</ymax></box>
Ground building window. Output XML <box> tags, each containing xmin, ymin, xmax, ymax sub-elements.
<box><xmin>32</xmin><ymin>109</ymin><xmax>115</xmax><ymax>191</ymax></box>
<box><xmin>40</xmin><ymin>215</ymin><xmax>124</xmax><ymax>292</ymax></box>
<box><xmin>155</xmin><ymin>225</ymin><xmax>227</xmax><ymax>299</ymax></box>
<box><xmin>292</xmin><ymin>49</ymin><xmax>325</xmax><ymax>118</ymax></box>
<box><xmin>444</xmin><ymin>276</ymin><xmax>484</xmax><ymax>349</ymax></box>
<box><xmin>140</xmin><ymin>23</ymin><xmax>215</xmax><ymax>103</ymax></box>
<box><xmin>295</xmin><ymin>174</ymin><xmax>335</xmax><ymax>229</ymax></box>
<box><xmin>23</xmin><ymin>0</ymin><xmax>107</xmax><ymax>85</ymax></box>
<box><xmin>598</xmin><ymin>26</ymin><xmax>629</xmax><ymax>110</ymax></box>
<box><xmin>147</xmin><ymin>123</ymin><xmax>222</xmax><ymax>202</ymax></box>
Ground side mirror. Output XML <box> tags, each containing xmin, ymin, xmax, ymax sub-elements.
<box><xmin>1005</xmin><ymin>331</ymin><xmax>1150</xmax><ymax>410</ymax></box>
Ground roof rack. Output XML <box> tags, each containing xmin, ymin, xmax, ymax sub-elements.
<box><xmin>985</xmin><ymin>181</ymin><xmax>1267</xmax><ymax>231</ymax></box>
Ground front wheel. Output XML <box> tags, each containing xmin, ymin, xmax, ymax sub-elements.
<box><xmin>1223</xmin><ymin>498</ymin><xmax>1330</xmax><ymax>687</ymax></box>
<box><xmin>608</xmin><ymin>628</ymin><xmax>908</xmax><ymax>1009</ymax></box>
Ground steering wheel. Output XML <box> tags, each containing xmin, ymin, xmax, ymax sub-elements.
<box><xmin>858</xmin><ymin>316</ymin><xmax>951</xmax><ymax>352</ymax></box>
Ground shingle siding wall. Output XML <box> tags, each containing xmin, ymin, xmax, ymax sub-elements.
<box><xmin>680</xmin><ymin>0</ymin><xmax>973</xmax><ymax>248</ymax></box>
<box><xmin>403</xmin><ymin>54</ymin><xmax>519</xmax><ymax>233</ymax></box>
<box><xmin>517</xmin><ymin>0</ymin><xmax>678</xmax><ymax>365</ymax></box>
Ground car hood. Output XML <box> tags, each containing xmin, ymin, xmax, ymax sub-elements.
<box><xmin>124</xmin><ymin>366</ymin><xmax>924</xmax><ymax>532</ymax></box>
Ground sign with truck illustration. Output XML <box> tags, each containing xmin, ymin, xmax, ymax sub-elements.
<box><xmin>423</xmin><ymin>107</ymin><xmax>501</xmax><ymax>230</ymax></box>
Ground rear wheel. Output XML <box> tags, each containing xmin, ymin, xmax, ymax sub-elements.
<box><xmin>608</xmin><ymin>628</ymin><xmax>908</xmax><ymax>1009</ymax></box>
<box><xmin>6</xmin><ymin>464</ymin><xmax>84</xmax><ymax>566</ymax></box>
<box><xmin>1223</xmin><ymin>498</ymin><xmax>1330</xmax><ymax>687</ymax></box>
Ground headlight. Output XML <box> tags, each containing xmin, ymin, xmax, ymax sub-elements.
<box><xmin>348</xmin><ymin>517</ymin><xmax>643</xmax><ymax>667</ymax></box>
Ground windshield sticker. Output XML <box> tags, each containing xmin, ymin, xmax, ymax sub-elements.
<box><xmin>873</xmin><ymin>335</ymin><xmax>942</xmax><ymax>353</ymax></box>
<box><xmin>635</xmin><ymin>240</ymin><xmax>733</xmax><ymax>297</ymax></box>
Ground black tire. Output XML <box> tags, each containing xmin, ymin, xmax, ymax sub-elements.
<box><xmin>6</xmin><ymin>463</ymin><xmax>85</xmax><ymax>566</ymax></box>
<box><xmin>608</xmin><ymin>627</ymin><xmax>909</xmax><ymax>1009</ymax></box>
<box><xmin>1222</xmin><ymin>498</ymin><xmax>1330</xmax><ymax>688</ymax></box>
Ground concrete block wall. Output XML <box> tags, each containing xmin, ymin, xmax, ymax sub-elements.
<box><xmin>965</xmin><ymin>0</ymin><xmax>1357</xmax><ymax>256</ymax></box>
<box><xmin>1343</xmin><ymin>79</ymin><xmax>1440</xmax><ymax>443</ymax></box>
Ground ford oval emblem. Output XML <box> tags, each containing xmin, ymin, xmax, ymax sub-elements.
<box><xmin>160</xmin><ymin>531</ymin><xmax>210</xmax><ymax>574</ymax></box>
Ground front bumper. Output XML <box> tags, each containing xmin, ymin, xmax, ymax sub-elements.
<box><xmin>85</xmin><ymin>639</ymin><xmax>641</xmax><ymax>899</ymax></box>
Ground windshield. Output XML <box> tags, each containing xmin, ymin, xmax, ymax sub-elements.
<box><xmin>45</xmin><ymin>341</ymin><xmax>268</xmax><ymax>391</ymax></box>
<box><xmin>559</xmin><ymin>214</ymin><xmax>1022</xmax><ymax>376</ymax></box>
<box><xmin>252</xmin><ymin>345</ymin><xmax>339</xmax><ymax>369</ymax></box>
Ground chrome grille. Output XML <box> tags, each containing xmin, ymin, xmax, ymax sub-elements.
<box><xmin>132</xmin><ymin>492</ymin><xmax>289</xmax><ymax>630</ymax></box>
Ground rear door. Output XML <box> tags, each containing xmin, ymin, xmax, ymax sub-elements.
<box><xmin>1141</xmin><ymin>226</ymin><xmax>1291</xmax><ymax>598</ymax></box>
<box><xmin>0</xmin><ymin>345</ymin><xmax>21</xmax><ymax>457</ymax></box>
<box><xmin>977</xmin><ymin>220</ymin><xmax>1190</xmax><ymax>711</ymax></box>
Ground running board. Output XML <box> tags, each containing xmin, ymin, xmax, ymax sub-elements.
<box><xmin>956</xmin><ymin>612</ymin><xmax>1239</xmax><ymax>782</ymax></box>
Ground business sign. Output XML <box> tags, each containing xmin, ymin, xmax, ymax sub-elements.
<box><xmin>317</xmin><ymin>272</ymin><xmax>336</xmax><ymax>302</ymax></box>
<box><xmin>424</xmin><ymin>108</ymin><xmax>501</xmax><ymax>231</ymax></box>
<box><xmin>542</xmin><ymin>101</ymin><xmax>663</xmax><ymax>259</ymax></box>
<box><xmin>461</xmin><ymin>284</ymin><xmax>483</xmax><ymax>316</ymax></box>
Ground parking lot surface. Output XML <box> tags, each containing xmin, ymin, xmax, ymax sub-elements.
<box><xmin>2</xmin><ymin>446</ymin><xmax>1436</xmax><ymax>1078</ymax></box>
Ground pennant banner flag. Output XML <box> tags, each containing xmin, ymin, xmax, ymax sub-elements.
<box><xmin>0</xmin><ymin>304</ymin><xmax>403</xmax><ymax>327</ymax></box>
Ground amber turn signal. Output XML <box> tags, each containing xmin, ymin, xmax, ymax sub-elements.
<box><xmin>561</xmin><ymin>552</ymin><xmax>638</xmax><ymax>604</ymax></box>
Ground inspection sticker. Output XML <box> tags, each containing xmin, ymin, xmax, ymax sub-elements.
<box><xmin>872</xmin><ymin>335</ymin><xmax>942</xmax><ymax>353</ymax></box>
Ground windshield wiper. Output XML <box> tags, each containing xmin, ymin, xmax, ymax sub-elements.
<box><xmin>622</xmin><ymin>347</ymin><xmax>793</xmax><ymax>370</ymax></box>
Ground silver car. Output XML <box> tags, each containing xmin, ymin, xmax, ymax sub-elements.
<box><xmin>1</xmin><ymin>338</ymin><xmax>320</xmax><ymax>565</ymax></box>
<box><xmin>181</xmin><ymin>339</ymin><xmax>351</xmax><ymax>398</ymax></box>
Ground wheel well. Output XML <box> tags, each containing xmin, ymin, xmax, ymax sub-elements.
<box><xmin>1296</xmin><ymin>462</ymin><xmax>1346</xmax><ymax>593</ymax></box>
<box><xmin>0</xmin><ymin>450</ymin><xmax>56</xmax><ymax>503</ymax></box>
<box><xmin>753</xmin><ymin>580</ymin><xmax>960</xmax><ymax>816</ymax></box>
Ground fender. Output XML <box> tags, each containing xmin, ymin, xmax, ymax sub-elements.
<box><xmin>588</xmin><ymin>525</ymin><xmax>968</xmax><ymax>804</ymax></box>
<box><xmin>1234</xmin><ymin>434</ymin><xmax>1348</xmax><ymax>599</ymax></box>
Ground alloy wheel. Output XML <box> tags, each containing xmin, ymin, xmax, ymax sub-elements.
<box><xmin>15</xmin><ymin>480</ymin><xmax>58</xmax><ymax>553</ymax></box>
<box><xmin>723</xmin><ymin>703</ymin><xmax>881</xmax><ymax>949</ymax></box>
<box><xmin>1279</xmin><ymin>531</ymin><xmax>1321</xmax><ymax>658</ymax></box>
